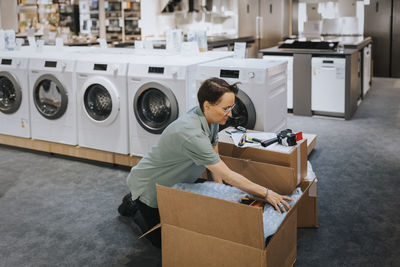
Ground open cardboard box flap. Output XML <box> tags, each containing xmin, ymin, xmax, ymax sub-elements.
<box><xmin>221</xmin><ymin>155</ymin><xmax>297</xmax><ymax>195</ymax></box>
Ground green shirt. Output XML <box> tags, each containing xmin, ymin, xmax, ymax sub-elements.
<box><xmin>127</xmin><ymin>106</ymin><xmax>221</xmax><ymax>208</ymax></box>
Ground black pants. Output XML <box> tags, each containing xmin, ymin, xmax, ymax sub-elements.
<box><xmin>136</xmin><ymin>199</ymin><xmax>161</xmax><ymax>248</ymax></box>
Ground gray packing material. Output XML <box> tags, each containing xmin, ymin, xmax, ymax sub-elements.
<box><xmin>262</xmin><ymin>187</ymin><xmax>302</xmax><ymax>238</ymax></box>
<box><xmin>172</xmin><ymin>181</ymin><xmax>302</xmax><ymax>239</ymax></box>
<box><xmin>172</xmin><ymin>181</ymin><xmax>248</xmax><ymax>202</ymax></box>
<box><xmin>306</xmin><ymin>161</ymin><xmax>317</xmax><ymax>181</ymax></box>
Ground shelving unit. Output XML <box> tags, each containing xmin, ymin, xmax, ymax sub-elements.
<box><xmin>37</xmin><ymin>1</ymin><xmax>59</xmax><ymax>31</ymax></box>
<box><xmin>17</xmin><ymin>0</ymin><xmax>39</xmax><ymax>33</ymax></box>
<box><xmin>104</xmin><ymin>0</ymin><xmax>141</xmax><ymax>43</ymax></box>
<box><xmin>58</xmin><ymin>1</ymin><xmax>79</xmax><ymax>35</ymax></box>
<box><xmin>17</xmin><ymin>0</ymin><xmax>60</xmax><ymax>33</ymax></box>
<box><xmin>123</xmin><ymin>0</ymin><xmax>141</xmax><ymax>41</ymax></box>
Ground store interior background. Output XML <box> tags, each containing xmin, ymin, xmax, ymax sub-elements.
<box><xmin>0</xmin><ymin>1</ymin><xmax>399</xmax><ymax>267</ymax></box>
<box><xmin>0</xmin><ymin>0</ymin><xmax>399</xmax><ymax>77</ymax></box>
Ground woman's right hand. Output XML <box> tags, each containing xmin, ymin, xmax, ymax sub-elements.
<box><xmin>265</xmin><ymin>189</ymin><xmax>292</xmax><ymax>214</ymax></box>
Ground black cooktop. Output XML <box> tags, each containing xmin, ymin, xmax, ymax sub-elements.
<box><xmin>278</xmin><ymin>41</ymin><xmax>339</xmax><ymax>51</ymax></box>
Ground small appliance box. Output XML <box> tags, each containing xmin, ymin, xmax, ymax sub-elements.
<box><xmin>156</xmin><ymin>177</ymin><xmax>316</xmax><ymax>267</ymax></box>
<box><xmin>218</xmin><ymin>131</ymin><xmax>308</xmax><ymax>189</ymax></box>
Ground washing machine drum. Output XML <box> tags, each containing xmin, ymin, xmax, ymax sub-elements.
<box><xmin>33</xmin><ymin>74</ymin><xmax>68</xmax><ymax>120</ymax></box>
<box><xmin>84</xmin><ymin>84</ymin><xmax>113</xmax><ymax>121</ymax></box>
<box><xmin>220</xmin><ymin>89</ymin><xmax>256</xmax><ymax>131</ymax></box>
<box><xmin>134</xmin><ymin>82</ymin><xmax>179</xmax><ymax>134</ymax></box>
<box><xmin>0</xmin><ymin>72</ymin><xmax>22</xmax><ymax>114</ymax></box>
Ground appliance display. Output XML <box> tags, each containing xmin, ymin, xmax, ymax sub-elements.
<box><xmin>0</xmin><ymin>50</ymin><xmax>31</xmax><ymax>138</ymax></box>
<box><xmin>75</xmin><ymin>54</ymin><xmax>130</xmax><ymax>154</ymax></box>
<box><xmin>28</xmin><ymin>51</ymin><xmax>78</xmax><ymax>145</ymax></box>
<box><xmin>263</xmin><ymin>55</ymin><xmax>293</xmax><ymax>110</ymax></box>
<box><xmin>196</xmin><ymin>58</ymin><xmax>288</xmax><ymax>133</ymax></box>
<box><xmin>311</xmin><ymin>57</ymin><xmax>346</xmax><ymax>115</ymax></box>
<box><xmin>128</xmin><ymin>52</ymin><xmax>233</xmax><ymax>156</ymax></box>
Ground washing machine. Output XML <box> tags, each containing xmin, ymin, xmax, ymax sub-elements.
<box><xmin>0</xmin><ymin>50</ymin><xmax>31</xmax><ymax>138</ymax></box>
<box><xmin>28</xmin><ymin>51</ymin><xmax>78</xmax><ymax>145</ymax></box>
<box><xmin>196</xmin><ymin>58</ymin><xmax>288</xmax><ymax>133</ymax></box>
<box><xmin>263</xmin><ymin>55</ymin><xmax>293</xmax><ymax>110</ymax></box>
<box><xmin>128</xmin><ymin>51</ymin><xmax>233</xmax><ymax>156</ymax></box>
<box><xmin>76</xmin><ymin>53</ymin><xmax>131</xmax><ymax>154</ymax></box>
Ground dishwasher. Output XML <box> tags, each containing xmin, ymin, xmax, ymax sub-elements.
<box><xmin>311</xmin><ymin>57</ymin><xmax>346</xmax><ymax>115</ymax></box>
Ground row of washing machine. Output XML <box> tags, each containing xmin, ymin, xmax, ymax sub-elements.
<box><xmin>0</xmin><ymin>47</ymin><xmax>288</xmax><ymax>157</ymax></box>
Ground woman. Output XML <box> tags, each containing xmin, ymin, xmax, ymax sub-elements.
<box><xmin>118</xmin><ymin>77</ymin><xmax>291</xmax><ymax>248</ymax></box>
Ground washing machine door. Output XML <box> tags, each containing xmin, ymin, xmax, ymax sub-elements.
<box><xmin>0</xmin><ymin>71</ymin><xmax>22</xmax><ymax>114</ymax></box>
<box><xmin>134</xmin><ymin>82</ymin><xmax>179</xmax><ymax>134</ymax></box>
<box><xmin>33</xmin><ymin>74</ymin><xmax>68</xmax><ymax>120</ymax></box>
<box><xmin>220</xmin><ymin>89</ymin><xmax>256</xmax><ymax>131</ymax></box>
<box><xmin>82</xmin><ymin>77</ymin><xmax>119</xmax><ymax>125</ymax></box>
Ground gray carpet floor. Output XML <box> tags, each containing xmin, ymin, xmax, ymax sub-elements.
<box><xmin>0</xmin><ymin>77</ymin><xmax>399</xmax><ymax>267</ymax></box>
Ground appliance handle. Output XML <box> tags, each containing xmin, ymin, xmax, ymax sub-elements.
<box><xmin>320</xmin><ymin>66</ymin><xmax>335</xmax><ymax>69</ymax></box>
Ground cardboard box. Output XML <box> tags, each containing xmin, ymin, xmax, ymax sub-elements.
<box><xmin>218</xmin><ymin>132</ymin><xmax>308</xmax><ymax>186</ymax></box>
<box><xmin>156</xmin><ymin>177</ymin><xmax>315</xmax><ymax>267</ymax></box>
<box><xmin>221</xmin><ymin>155</ymin><xmax>297</xmax><ymax>195</ymax></box>
<box><xmin>297</xmin><ymin>179</ymin><xmax>318</xmax><ymax>228</ymax></box>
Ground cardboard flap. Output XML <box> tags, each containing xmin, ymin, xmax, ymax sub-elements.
<box><xmin>219</xmin><ymin>141</ymin><xmax>294</xmax><ymax>167</ymax></box>
<box><xmin>267</xmin><ymin>177</ymin><xmax>317</xmax><ymax>244</ymax></box>
<box><xmin>221</xmin><ymin>155</ymin><xmax>297</xmax><ymax>195</ymax></box>
<box><xmin>156</xmin><ymin>184</ymin><xmax>265</xmax><ymax>249</ymax></box>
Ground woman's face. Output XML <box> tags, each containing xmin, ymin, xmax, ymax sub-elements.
<box><xmin>204</xmin><ymin>92</ymin><xmax>235</xmax><ymax>125</ymax></box>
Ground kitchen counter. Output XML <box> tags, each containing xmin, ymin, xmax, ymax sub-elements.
<box><xmin>207</xmin><ymin>36</ymin><xmax>255</xmax><ymax>49</ymax></box>
<box><xmin>260</xmin><ymin>46</ymin><xmax>358</xmax><ymax>56</ymax></box>
<box><xmin>260</xmin><ymin>37</ymin><xmax>372</xmax><ymax>120</ymax></box>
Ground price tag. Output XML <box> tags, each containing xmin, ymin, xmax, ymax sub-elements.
<box><xmin>104</xmin><ymin>1</ymin><xmax>109</xmax><ymax>9</ymax></box>
<box><xmin>98</xmin><ymin>38</ymin><xmax>108</xmax><ymax>48</ymax></box>
<box><xmin>143</xmin><ymin>40</ymin><xmax>153</xmax><ymax>50</ymax></box>
<box><xmin>119</xmin><ymin>18</ymin><xmax>123</xmax><ymax>27</ymax></box>
<box><xmin>123</xmin><ymin>1</ymin><xmax>127</xmax><ymax>9</ymax></box>
<box><xmin>234</xmin><ymin>42</ymin><xmax>246</xmax><ymax>59</ymax></box>
<box><xmin>135</xmin><ymin>40</ymin><xmax>143</xmax><ymax>49</ymax></box>
<box><xmin>55</xmin><ymin>37</ymin><xmax>64</xmax><ymax>48</ymax></box>
<box><xmin>181</xmin><ymin>41</ymin><xmax>200</xmax><ymax>56</ymax></box>
<box><xmin>28</xmin><ymin>36</ymin><xmax>36</xmax><ymax>48</ymax></box>
<box><xmin>105</xmin><ymin>19</ymin><xmax>110</xmax><ymax>26</ymax></box>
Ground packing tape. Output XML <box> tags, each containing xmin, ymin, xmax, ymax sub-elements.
<box><xmin>309</xmin><ymin>179</ymin><xmax>318</xmax><ymax>197</ymax></box>
<box><xmin>297</xmin><ymin>144</ymin><xmax>301</xmax><ymax>184</ymax></box>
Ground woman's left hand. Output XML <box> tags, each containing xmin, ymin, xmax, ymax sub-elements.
<box><xmin>265</xmin><ymin>189</ymin><xmax>292</xmax><ymax>213</ymax></box>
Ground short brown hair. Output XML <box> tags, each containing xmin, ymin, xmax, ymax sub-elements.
<box><xmin>197</xmin><ymin>77</ymin><xmax>239</xmax><ymax>112</ymax></box>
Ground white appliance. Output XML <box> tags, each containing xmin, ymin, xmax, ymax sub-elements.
<box><xmin>263</xmin><ymin>55</ymin><xmax>293</xmax><ymax>109</ymax></box>
<box><xmin>28</xmin><ymin>51</ymin><xmax>78</xmax><ymax>145</ymax></box>
<box><xmin>311</xmin><ymin>57</ymin><xmax>346</xmax><ymax>114</ymax></box>
<box><xmin>128</xmin><ymin>52</ymin><xmax>233</xmax><ymax>156</ymax></box>
<box><xmin>363</xmin><ymin>44</ymin><xmax>371</xmax><ymax>96</ymax></box>
<box><xmin>0</xmin><ymin>50</ymin><xmax>31</xmax><ymax>138</ymax></box>
<box><xmin>196</xmin><ymin>58</ymin><xmax>288</xmax><ymax>133</ymax></box>
<box><xmin>76</xmin><ymin>53</ymin><xmax>130</xmax><ymax>154</ymax></box>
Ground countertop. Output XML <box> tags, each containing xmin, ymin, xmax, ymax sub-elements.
<box><xmin>112</xmin><ymin>36</ymin><xmax>256</xmax><ymax>49</ymax></box>
<box><xmin>260</xmin><ymin>46</ymin><xmax>358</xmax><ymax>56</ymax></box>
<box><xmin>260</xmin><ymin>36</ymin><xmax>372</xmax><ymax>56</ymax></box>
